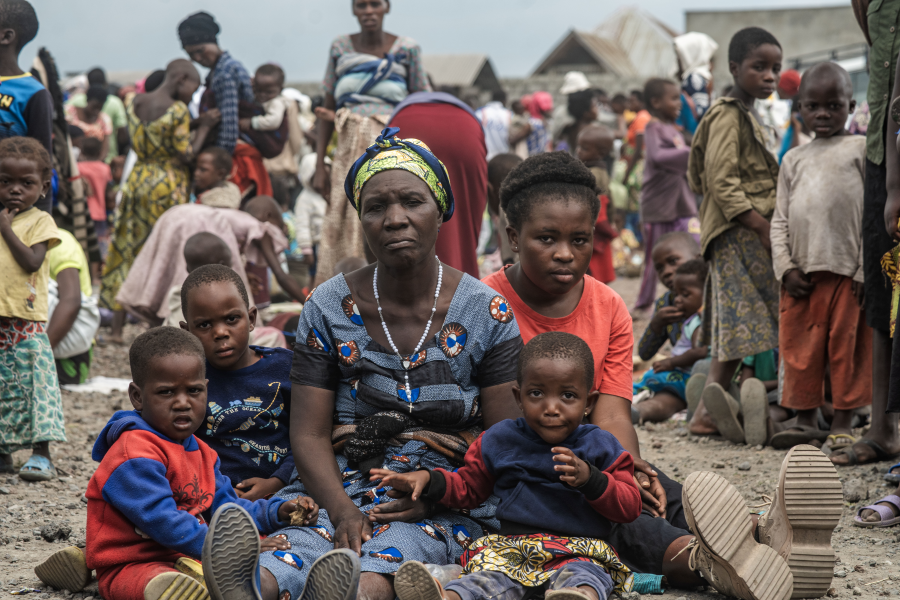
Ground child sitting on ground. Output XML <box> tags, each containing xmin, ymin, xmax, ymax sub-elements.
<box><xmin>375</xmin><ymin>332</ymin><xmax>641</xmax><ymax>600</ymax></box>
<box><xmin>768</xmin><ymin>62</ymin><xmax>872</xmax><ymax>453</ymax></box>
<box><xmin>180</xmin><ymin>264</ymin><xmax>296</xmax><ymax>500</ymax></box>
<box><xmin>35</xmin><ymin>326</ymin><xmax>315</xmax><ymax>597</ymax></box>
<box><xmin>194</xmin><ymin>146</ymin><xmax>241</xmax><ymax>209</ymax></box>
<box><xmin>576</xmin><ymin>124</ymin><xmax>618</xmax><ymax>284</ymax></box>
<box><xmin>633</xmin><ymin>259</ymin><xmax>709</xmax><ymax>423</ymax></box>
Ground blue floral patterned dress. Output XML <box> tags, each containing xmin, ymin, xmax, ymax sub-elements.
<box><xmin>259</xmin><ymin>273</ymin><xmax>523</xmax><ymax>596</ymax></box>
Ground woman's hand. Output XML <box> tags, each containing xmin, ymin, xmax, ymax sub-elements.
<box><xmin>312</xmin><ymin>162</ymin><xmax>331</xmax><ymax>198</ymax></box>
<box><xmin>633</xmin><ymin>457</ymin><xmax>667</xmax><ymax>518</ymax></box>
<box><xmin>366</xmin><ymin>489</ymin><xmax>431</xmax><ymax>524</ymax></box>
<box><xmin>260</xmin><ymin>535</ymin><xmax>291</xmax><ymax>553</ymax></box>
<box><xmin>369</xmin><ymin>468</ymin><xmax>430</xmax><ymax>501</ymax></box>
<box><xmin>552</xmin><ymin>447</ymin><xmax>591</xmax><ymax>487</ymax></box>
<box><xmin>235</xmin><ymin>477</ymin><xmax>285</xmax><ymax>501</ymax></box>
<box><xmin>331</xmin><ymin>505</ymin><xmax>373</xmax><ymax>555</ymax></box>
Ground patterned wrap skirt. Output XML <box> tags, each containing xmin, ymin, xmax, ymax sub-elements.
<box><xmin>0</xmin><ymin>318</ymin><xmax>67</xmax><ymax>454</ymax></box>
<box><xmin>461</xmin><ymin>533</ymin><xmax>633</xmax><ymax>594</ymax></box>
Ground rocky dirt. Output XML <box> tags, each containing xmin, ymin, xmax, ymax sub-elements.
<box><xmin>1</xmin><ymin>277</ymin><xmax>898</xmax><ymax>599</ymax></box>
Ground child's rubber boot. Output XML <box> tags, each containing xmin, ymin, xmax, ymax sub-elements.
<box><xmin>395</xmin><ymin>561</ymin><xmax>446</xmax><ymax>600</ymax></box>
<box><xmin>296</xmin><ymin>549</ymin><xmax>361</xmax><ymax>600</ymax></box>
<box><xmin>176</xmin><ymin>557</ymin><xmax>206</xmax><ymax>584</ymax></box>
<box><xmin>202</xmin><ymin>503</ymin><xmax>262</xmax><ymax>600</ymax></box>
<box><xmin>34</xmin><ymin>546</ymin><xmax>91</xmax><ymax>592</ymax></box>
<box><xmin>701</xmin><ymin>383</ymin><xmax>745</xmax><ymax>444</ymax></box>
<box><xmin>757</xmin><ymin>445</ymin><xmax>842</xmax><ymax>599</ymax></box>
<box><xmin>682</xmin><ymin>471</ymin><xmax>793</xmax><ymax>600</ymax></box>
<box><xmin>144</xmin><ymin>572</ymin><xmax>209</xmax><ymax>600</ymax></box>
<box><xmin>740</xmin><ymin>378</ymin><xmax>770</xmax><ymax>447</ymax></box>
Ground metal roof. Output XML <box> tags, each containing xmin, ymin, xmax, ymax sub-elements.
<box><xmin>423</xmin><ymin>54</ymin><xmax>494</xmax><ymax>88</ymax></box>
<box><xmin>532</xmin><ymin>30</ymin><xmax>637</xmax><ymax>77</ymax></box>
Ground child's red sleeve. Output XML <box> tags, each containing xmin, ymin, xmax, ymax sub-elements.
<box><xmin>585</xmin><ymin>451</ymin><xmax>642</xmax><ymax>523</ymax></box>
<box><xmin>429</xmin><ymin>434</ymin><xmax>496</xmax><ymax>509</ymax></box>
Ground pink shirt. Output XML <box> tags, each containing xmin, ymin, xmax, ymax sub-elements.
<box><xmin>78</xmin><ymin>160</ymin><xmax>112</xmax><ymax>221</ymax></box>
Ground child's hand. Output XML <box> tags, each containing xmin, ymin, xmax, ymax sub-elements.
<box><xmin>0</xmin><ymin>207</ymin><xmax>18</xmax><ymax>231</ymax></box>
<box><xmin>852</xmin><ymin>280</ymin><xmax>865</xmax><ymax>308</ymax></box>
<box><xmin>649</xmin><ymin>306</ymin><xmax>683</xmax><ymax>333</ymax></box>
<box><xmin>277</xmin><ymin>495</ymin><xmax>320</xmax><ymax>525</ymax></box>
<box><xmin>235</xmin><ymin>477</ymin><xmax>285</xmax><ymax>501</ymax></box>
<box><xmin>260</xmin><ymin>534</ymin><xmax>291</xmax><ymax>553</ymax></box>
<box><xmin>552</xmin><ymin>447</ymin><xmax>591</xmax><ymax>488</ymax></box>
<box><xmin>652</xmin><ymin>358</ymin><xmax>675</xmax><ymax>373</ymax></box>
<box><xmin>368</xmin><ymin>468</ymin><xmax>431</xmax><ymax>502</ymax></box>
<box><xmin>239</xmin><ymin>118</ymin><xmax>252</xmax><ymax>132</ymax></box>
<box><xmin>783</xmin><ymin>269</ymin><xmax>815</xmax><ymax>299</ymax></box>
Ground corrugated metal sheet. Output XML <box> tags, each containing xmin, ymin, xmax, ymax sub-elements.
<box><xmin>592</xmin><ymin>7</ymin><xmax>679</xmax><ymax>78</ymax></box>
<box><xmin>422</xmin><ymin>54</ymin><xmax>489</xmax><ymax>88</ymax></box>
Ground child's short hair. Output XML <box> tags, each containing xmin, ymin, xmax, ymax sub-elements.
<box><xmin>144</xmin><ymin>69</ymin><xmax>166</xmax><ymax>93</ymax></box>
<box><xmin>0</xmin><ymin>0</ymin><xmax>38</xmax><ymax>52</ymax></box>
<box><xmin>728</xmin><ymin>27</ymin><xmax>781</xmax><ymax>65</ymax></box>
<box><xmin>130</xmin><ymin>327</ymin><xmax>205</xmax><ymax>389</ymax></box>
<box><xmin>644</xmin><ymin>78</ymin><xmax>676</xmax><ymax>106</ymax></box>
<box><xmin>0</xmin><ymin>136</ymin><xmax>52</xmax><ymax>181</ymax></box>
<box><xmin>799</xmin><ymin>62</ymin><xmax>853</xmax><ymax>99</ymax></box>
<box><xmin>518</xmin><ymin>332</ymin><xmax>595</xmax><ymax>390</ymax></box>
<box><xmin>567</xmin><ymin>90</ymin><xmax>596</xmax><ymax>121</ymax></box>
<box><xmin>86</xmin><ymin>85</ymin><xmax>108</xmax><ymax>106</ymax></box>
<box><xmin>611</xmin><ymin>93</ymin><xmax>627</xmax><ymax>105</ymax></box>
<box><xmin>200</xmin><ymin>146</ymin><xmax>233</xmax><ymax>175</ymax></box>
<box><xmin>487</xmin><ymin>153</ymin><xmax>522</xmax><ymax>191</ymax></box>
<box><xmin>675</xmin><ymin>258</ymin><xmax>709</xmax><ymax>285</ymax></box>
<box><xmin>655</xmin><ymin>231</ymin><xmax>700</xmax><ymax>256</ymax></box>
<box><xmin>499</xmin><ymin>152</ymin><xmax>600</xmax><ymax>231</ymax></box>
<box><xmin>184</xmin><ymin>232</ymin><xmax>232</xmax><ymax>271</ymax></box>
<box><xmin>80</xmin><ymin>137</ymin><xmax>102</xmax><ymax>161</ymax></box>
<box><xmin>181</xmin><ymin>264</ymin><xmax>249</xmax><ymax>318</ymax></box>
<box><xmin>255</xmin><ymin>63</ymin><xmax>285</xmax><ymax>86</ymax></box>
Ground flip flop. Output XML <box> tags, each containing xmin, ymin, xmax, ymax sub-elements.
<box><xmin>825</xmin><ymin>433</ymin><xmax>858</xmax><ymax>451</ymax></box>
<box><xmin>852</xmin><ymin>494</ymin><xmax>900</xmax><ymax>528</ymax></box>
<box><xmin>685</xmin><ymin>373</ymin><xmax>707</xmax><ymax>422</ymax></box>
<box><xmin>885</xmin><ymin>463</ymin><xmax>900</xmax><ymax>485</ymax></box>
<box><xmin>702</xmin><ymin>383</ymin><xmax>745</xmax><ymax>444</ymax></box>
<box><xmin>769</xmin><ymin>427</ymin><xmax>830</xmax><ymax>450</ymax></box>
<box><xmin>830</xmin><ymin>439</ymin><xmax>900</xmax><ymax>467</ymax></box>
<box><xmin>19</xmin><ymin>454</ymin><xmax>57</xmax><ymax>482</ymax></box>
<box><xmin>740</xmin><ymin>378</ymin><xmax>769</xmax><ymax>447</ymax></box>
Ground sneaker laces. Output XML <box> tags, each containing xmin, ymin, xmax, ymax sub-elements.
<box><xmin>670</xmin><ymin>537</ymin><xmax>708</xmax><ymax>574</ymax></box>
<box><xmin>750</xmin><ymin>494</ymin><xmax>772</xmax><ymax>512</ymax></box>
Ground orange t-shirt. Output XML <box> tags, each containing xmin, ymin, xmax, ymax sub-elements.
<box><xmin>626</xmin><ymin>110</ymin><xmax>652</xmax><ymax>149</ymax></box>
<box><xmin>482</xmin><ymin>267</ymin><xmax>633</xmax><ymax>400</ymax></box>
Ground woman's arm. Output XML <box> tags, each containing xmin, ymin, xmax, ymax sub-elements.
<box><xmin>312</xmin><ymin>94</ymin><xmax>337</xmax><ymax>196</ymax></box>
<box><xmin>46</xmin><ymin>268</ymin><xmax>81</xmax><ymax>348</ymax></box>
<box><xmin>290</xmin><ymin>384</ymin><xmax>372</xmax><ymax>554</ymax></box>
<box><xmin>481</xmin><ymin>381</ymin><xmax>522</xmax><ymax>428</ymax></box>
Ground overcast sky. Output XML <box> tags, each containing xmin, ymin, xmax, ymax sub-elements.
<box><xmin>26</xmin><ymin>0</ymin><xmax>849</xmax><ymax>83</ymax></box>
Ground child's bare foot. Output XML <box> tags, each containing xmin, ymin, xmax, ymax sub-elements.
<box><xmin>688</xmin><ymin>403</ymin><xmax>720</xmax><ymax>435</ymax></box>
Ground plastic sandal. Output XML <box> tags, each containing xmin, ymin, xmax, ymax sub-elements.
<box><xmin>19</xmin><ymin>454</ymin><xmax>57</xmax><ymax>482</ymax></box>
<box><xmin>885</xmin><ymin>463</ymin><xmax>900</xmax><ymax>485</ymax></box>
<box><xmin>852</xmin><ymin>494</ymin><xmax>900</xmax><ymax>528</ymax></box>
<box><xmin>825</xmin><ymin>433</ymin><xmax>858</xmax><ymax>451</ymax></box>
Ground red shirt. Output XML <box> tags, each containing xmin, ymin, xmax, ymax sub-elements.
<box><xmin>78</xmin><ymin>160</ymin><xmax>111</xmax><ymax>222</ymax></box>
<box><xmin>482</xmin><ymin>267</ymin><xmax>633</xmax><ymax>399</ymax></box>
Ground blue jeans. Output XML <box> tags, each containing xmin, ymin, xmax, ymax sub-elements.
<box><xmin>445</xmin><ymin>561</ymin><xmax>614</xmax><ymax>600</ymax></box>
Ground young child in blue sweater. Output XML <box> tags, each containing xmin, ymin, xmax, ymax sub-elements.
<box><xmin>179</xmin><ymin>264</ymin><xmax>295</xmax><ymax>500</ymax></box>
<box><xmin>373</xmin><ymin>332</ymin><xmax>642</xmax><ymax>600</ymax></box>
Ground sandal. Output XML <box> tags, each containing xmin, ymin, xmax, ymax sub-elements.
<box><xmin>701</xmin><ymin>383</ymin><xmax>745</xmax><ymax>444</ymax></box>
<box><xmin>825</xmin><ymin>433</ymin><xmax>857</xmax><ymax>451</ymax></box>
<box><xmin>19</xmin><ymin>454</ymin><xmax>57</xmax><ymax>482</ymax></box>
<box><xmin>740</xmin><ymin>378</ymin><xmax>769</xmax><ymax>447</ymax></box>
<box><xmin>769</xmin><ymin>426</ymin><xmax>830</xmax><ymax>450</ymax></box>
<box><xmin>852</xmin><ymin>494</ymin><xmax>900</xmax><ymax>528</ymax></box>
<box><xmin>885</xmin><ymin>463</ymin><xmax>900</xmax><ymax>485</ymax></box>
<box><xmin>830</xmin><ymin>439</ymin><xmax>900</xmax><ymax>467</ymax></box>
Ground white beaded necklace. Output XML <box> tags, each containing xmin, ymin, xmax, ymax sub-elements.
<box><xmin>374</xmin><ymin>256</ymin><xmax>442</xmax><ymax>413</ymax></box>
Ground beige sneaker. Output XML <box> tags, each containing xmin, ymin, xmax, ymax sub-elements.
<box><xmin>34</xmin><ymin>546</ymin><xmax>91</xmax><ymax>592</ymax></box>
<box><xmin>176</xmin><ymin>557</ymin><xmax>206</xmax><ymax>585</ymax></box>
<box><xmin>683</xmin><ymin>471</ymin><xmax>793</xmax><ymax>600</ymax></box>
<box><xmin>758</xmin><ymin>445</ymin><xmax>842</xmax><ymax>599</ymax></box>
<box><xmin>394</xmin><ymin>561</ymin><xmax>446</xmax><ymax>600</ymax></box>
<box><xmin>144</xmin><ymin>572</ymin><xmax>209</xmax><ymax>600</ymax></box>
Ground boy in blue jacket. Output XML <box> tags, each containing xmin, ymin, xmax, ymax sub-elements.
<box><xmin>373</xmin><ymin>332</ymin><xmax>642</xmax><ymax>600</ymax></box>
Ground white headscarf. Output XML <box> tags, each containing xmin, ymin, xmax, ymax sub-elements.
<box><xmin>674</xmin><ymin>32</ymin><xmax>719</xmax><ymax>82</ymax></box>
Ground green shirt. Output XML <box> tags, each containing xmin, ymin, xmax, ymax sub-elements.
<box><xmin>866</xmin><ymin>0</ymin><xmax>900</xmax><ymax>165</ymax></box>
<box><xmin>65</xmin><ymin>93</ymin><xmax>127</xmax><ymax>161</ymax></box>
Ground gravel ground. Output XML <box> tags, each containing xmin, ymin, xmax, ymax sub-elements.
<box><xmin>1</xmin><ymin>276</ymin><xmax>898</xmax><ymax>599</ymax></box>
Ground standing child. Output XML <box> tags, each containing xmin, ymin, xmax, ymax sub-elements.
<box><xmin>180</xmin><ymin>264</ymin><xmax>296</xmax><ymax>500</ymax></box>
<box><xmin>687</xmin><ymin>27</ymin><xmax>782</xmax><ymax>441</ymax></box>
<box><xmin>768</xmin><ymin>63</ymin><xmax>872</xmax><ymax>452</ymax></box>
<box><xmin>76</xmin><ymin>137</ymin><xmax>112</xmax><ymax>267</ymax></box>
<box><xmin>633</xmin><ymin>78</ymin><xmax>699</xmax><ymax>315</ymax></box>
<box><xmin>376</xmin><ymin>332</ymin><xmax>641</xmax><ymax>600</ymax></box>
<box><xmin>576</xmin><ymin>124</ymin><xmax>618</xmax><ymax>284</ymax></box>
<box><xmin>633</xmin><ymin>259</ymin><xmax>709</xmax><ymax>423</ymax></box>
<box><xmin>0</xmin><ymin>137</ymin><xmax>65</xmax><ymax>481</ymax></box>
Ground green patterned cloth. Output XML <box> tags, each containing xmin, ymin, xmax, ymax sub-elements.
<box><xmin>0</xmin><ymin>318</ymin><xmax>67</xmax><ymax>454</ymax></box>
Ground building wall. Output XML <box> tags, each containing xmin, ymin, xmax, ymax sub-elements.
<box><xmin>685</xmin><ymin>5</ymin><xmax>865</xmax><ymax>94</ymax></box>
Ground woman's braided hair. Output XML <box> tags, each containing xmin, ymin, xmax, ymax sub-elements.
<box><xmin>499</xmin><ymin>151</ymin><xmax>600</xmax><ymax>231</ymax></box>
<box><xmin>0</xmin><ymin>137</ymin><xmax>53</xmax><ymax>181</ymax></box>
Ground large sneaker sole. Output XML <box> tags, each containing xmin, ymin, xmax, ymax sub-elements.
<box><xmin>394</xmin><ymin>561</ymin><xmax>444</xmax><ymax>600</ymax></box>
<box><xmin>34</xmin><ymin>546</ymin><xmax>91</xmax><ymax>592</ymax></box>
<box><xmin>776</xmin><ymin>445</ymin><xmax>842</xmax><ymax>599</ymax></box>
<box><xmin>298</xmin><ymin>548</ymin><xmax>361</xmax><ymax>600</ymax></box>
<box><xmin>683</xmin><ymin>471</ymin><xmax>793</xmax><ymax>600</ymax></box>
<box><xmin>741</xmin><ymin>378</ymin><xmax>769</xmax><ymax>447</ymax></box>
<box><xmin>202</xmin><ymin>504</ymin><xmax>261</xmax><ymax>600</ymax></box>
<box><xmin>144</xmin><ymin>572</ymin><xmax>210</xmax><ymax>600</ymax></box>
<box><xmin>702</xmin><ymin>384</ymin><xmax>745</xmax><ymax>444</ymax></box>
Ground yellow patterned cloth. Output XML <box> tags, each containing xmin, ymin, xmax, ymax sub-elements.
<box><xmin>883</xmin><ymin>237</ymin><xmax>900</xmax><ymax>337</ymax></box>
<box><xmin>100</xmin><ymin>101</ymin><xmax>192</xmax><ymax>310</ymax></box>
<box><xmin>461</xmin><ymin>534</ymin><xmax>633</xmax><ymax>593</ymax></box>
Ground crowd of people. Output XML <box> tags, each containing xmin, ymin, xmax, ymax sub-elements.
<box><xmin>1</xmin><ymin>0</ymin><xmax>900</xmax><ymax>599</ymax></box>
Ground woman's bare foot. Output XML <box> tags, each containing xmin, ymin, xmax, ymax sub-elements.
<box><xmin>688</xmin><ymin>403</ymin><xmax>719</xmax><ymax>435</ymax></box>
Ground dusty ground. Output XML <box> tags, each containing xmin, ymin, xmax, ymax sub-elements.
<box><xmin>1</xmin><ymin>275</ymin><xmax>899</xmax><ymax>598</ymax></box>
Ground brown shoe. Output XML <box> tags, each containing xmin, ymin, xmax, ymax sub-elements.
<box><xmin>683</xmin><ymin>471</ymin><xmax>793</xmax><ymax>600</ymax></box>
<box><xmin>144</xmin><ymin>572</ymin><xmax>209</xmax><ymax>600</ymax></box>
<box><xmin>394</xmin><ymin>561</ymin><xmax>447</xmax><ymax>600</ymax></box>
<box><xmin>34</xmin><ymin>546</ymin><xmax>91</xmax><ymax>592</ymax></box>
<box><xmin>758</xmin><ymin>445</ymin><xmax>842</xmax><ymax>599</ymax></box>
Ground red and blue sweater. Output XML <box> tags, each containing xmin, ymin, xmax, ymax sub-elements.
<box><xmin>85</xmin><ymin>411</ymin><xmax>288</xmax><ymax>571</ymax></box>
<box><xmin>423</xmin><ymin>418</ymin><xmax>641</xmax><ymax>538</ymax></box>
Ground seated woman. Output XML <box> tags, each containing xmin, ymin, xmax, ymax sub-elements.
<box><xmin>202</xmin><ymin>128</ymin><xmax>524</xmax><ymax>600</ymax></box>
